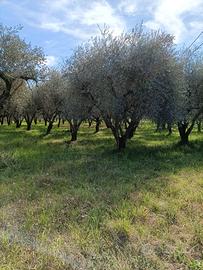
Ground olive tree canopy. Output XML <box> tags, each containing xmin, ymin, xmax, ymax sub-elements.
<box><xmin>64</xmin><ymin>28</ymin><xmax>179</xmax><ymax>149</ymax></box>
<box><xmin>176</xmin><ymin>52</ymin><xmax>203</xmax><ymax>144</ymax></box>
<box><xmin>0</xmin><ymin>24</ymin><xmax>45</xmax><ymax>108</ymax></box>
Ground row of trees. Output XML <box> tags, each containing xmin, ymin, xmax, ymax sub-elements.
<box><xmin>0</xmin><ymin>24</ymin><xmax>202</xmax><ymax>150</ymax></box>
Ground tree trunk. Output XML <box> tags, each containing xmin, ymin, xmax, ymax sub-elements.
<box><xmin>69</xmin><ymin>120</ymin><xmax>82</xmax><ymax>142</ymax></box>
<box><xmin>167</xmin><ymin>123</ymin><xmax>172</xmax><ymax>136</ymax></box>
<box><xmin>179</xmin><ymin>133</ymin><xmax>189</xmax><ymax>145</ymax></box>
<box><xmin>117</xmin><ymin>136</ymin><xmax>127</xmax><ymax>151</ymax></box>
<box><xmin>45</xmin><ymin>119</ymin><xmax>47</xmax><ymax>126</ymax></box>
<box><xmin>34</xmin><ymin>118</ymin><xmax>38</xmax><ymax>125</ymax></box>
<box><xmin>105</xmin><ymin>118</ymin><xmax>139</xmax><ymax>150</ymax></box>
<box><xmin>178</xmin><ymin>122</ymin><xmax>189</xmax><ymax>145</ymax></box>
<box><xmin>46</xmin><ymin>122</ymin><xmax>53</xmax><ymax>135</ymax></box>
<box><xmin>95</xmin><ymin>118</ymin><xmax>100</xmax><ymax>133</ymax></box>
<box><xmin>71</xmin><ymin>130</ymin><xmax>78</xmax><ymax>141</ymax></box>
<box><xmin>57</xmin><ymin>117</ymin><xmax>61</xmax><ymax>128</ymax></box>
<box><xmin>128</xmin><ymin>128</ymin><xmax>135</xmax><ymax>139</ymax></box>
<box><xmin>15</xmin><ymin>120</ymin><xmax>22</xmax><ymax>128</ymax></box>
<box><xmin>1</xmin><ymin>117</ymin><xmax>4</xmax><ymax>125</ymax></box>
<box><xmin>7</xmin><ymin>116</ymin><xmax>11</xmax><ymax>125</ymax></box>
<box><xmin>88</xmin><ymin>120</ymin><xmax>92</xmax><ymax>128</ymax></box>
<box><xmin>26</xmin><ymin>121</ymin><xmax>32</xmax><ymax>131</ymax></box>
<box><xmin>197</xmin><ymin>121</ymin><xmax>201</xmax><ymax>133</ymax></box>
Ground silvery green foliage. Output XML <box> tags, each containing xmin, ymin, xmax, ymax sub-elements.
<box><xmin>0</xmin><ymin>24</ymin><xmax>45</xmax><ymax>79</ymax></box>
<box><xmin>64</xmin><ymin>27</ymin><xmax>178</xmax><ymax>148</ymax></box>
<box><xmin>185</xmin><ymin>55</ymin><xmax>203</xmax><ymax>117</ymax></box>
<box><xmin>172</xmin><ymin>51</ymin><xmax>203</xmax><ymax>144</ymax></box>
<box><xmin>0</xmin><ymin>24</ymin><xmax>45</xmax><ymax>107</ymax></box>
<box><xmin>61</xmin><ymin>79</ymin><xmax>92</xmax><ymax>122</ymax></box>
<box><xmin>175</xmin><ymin>52</ymin><xmax>203</xmax><ymax>123</ymax></box>
<box><xmin>36</xmin><ymin>70</ymin><xmax>65</xmax><ymax>122</ymax></box>
<box><xmin>22</xmin><ymin>87</ymin><xmax>39</xmax><ymax>129</ymax></box>
<box><xmin>4</xmin><ymin>79</ymin><xmax>28</xmax><ymax>123</ymax></box>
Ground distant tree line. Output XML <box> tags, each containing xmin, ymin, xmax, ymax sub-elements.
<box><xmin>0</xmin><ymin>24</ymin><xmax>202</xmax><ymax>150</ymax></box>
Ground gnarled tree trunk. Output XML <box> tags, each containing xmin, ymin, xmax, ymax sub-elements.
<box><xmin>178</xmin><ymin>108</ymin><xmax>203</xmax><ymax>145</ymax></box>
<box><xmin>178</xmin><ymin>122</ymin><xmax>189</xmax><ymax>145</ymax></box>
<box><xmin>105</xmin><ymin>117</ymin><xmax>140</xmax><ymax>151</ymax></box>
<box><xmin>68</xmin><ymin>119</ymin><xmax>82</xmax><ymax>142</ymax></box>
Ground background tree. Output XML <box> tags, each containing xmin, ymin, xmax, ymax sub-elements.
<box><xmin>37</xmin><ymin>71</ymin><xmax>64</xmax><ymax>135</ymax></box>
<box><xmin>23</xmin><ymin>87</ymin><xmax>39</xmax><ymax>130</ymax></box>
<box><xmin>176</xmin><ymin>54</ymin><xmax>203</xmax><ymax>145</ymax></box>
<box><xmin>61</xmin><ymin>78</ymin><xmax>92</xmax><ymax>142</ymax></box>
<box><xmin>4</xmin><ymin>79</ymin><xmax>28</xmax><ymax>128</ymax></box>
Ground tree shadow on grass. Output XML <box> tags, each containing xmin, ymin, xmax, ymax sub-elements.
<box><xmin>0</xmin><ymin>124</ymin><xmax>202</xmax><ymax>203</ymax></box>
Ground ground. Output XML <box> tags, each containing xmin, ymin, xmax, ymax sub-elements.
<box><xmin>0</xmin><ymin>122</ymin><xmax>203</xmax><ymax>270</ymax></box>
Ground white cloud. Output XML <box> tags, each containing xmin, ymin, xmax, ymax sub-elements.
<box><xmin>118</xmin><ymin>0</ymin><xmax>137</xmax><ymax>15</ymax></box>
<box><xmin>2</xmin><ymin>0</ymin><xmax>203</xmax><ymax>46</ymax></box>
<box><xmin>3</xmin><ymin>0</ymin><xmax>126</xmax><ymax>40</ymax></box>
<box><xmin>45</xmin><ymin>55</ymin><xmax>58</xmax><ymax>66</ymax></box>
<box><xmin>145</xmin><ymin>0</ymin><xmax>203</xmax><ymax>42</ymax></box>
<box><xmin>72</xmin><ymin>1</ymin><xmax>125</xmax><ymax>35</ymax></box>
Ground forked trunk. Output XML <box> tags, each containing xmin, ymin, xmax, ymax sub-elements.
<box><xmin>178</xmin><ymin>122</ymin><xmax>189</xmax><ymax>145</ymax></box>
<box><xmin>15</xmin><ymin>120</ymin><xmax>22</xmax><ymax>128</ymax></box>
<box><xmin>69</xmin><ymin>120</ymin><xmax>82</xmax><ymax>142</ymax></box>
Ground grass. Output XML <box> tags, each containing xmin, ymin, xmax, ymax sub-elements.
<box><xmin>0</xmin><ymin>121</ymin><xmax>203</xmax><ymax>270</ymax></box>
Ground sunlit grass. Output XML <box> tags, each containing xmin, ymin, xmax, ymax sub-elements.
<box><xmin>0</xmin><ymin>121</ymin><xmax>203</xmax><ymax>269</ymax></box>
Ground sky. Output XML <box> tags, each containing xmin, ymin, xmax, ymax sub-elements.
<box><xmin>0</xmin><ymin>0</ymin><xmax>203</xmax><ymax>66</ymax></box>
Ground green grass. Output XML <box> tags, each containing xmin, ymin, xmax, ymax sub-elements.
<box><xmin>0</xmin><ymin>121</ymin><xmax>203</xmax><ymax>270</ymax></box>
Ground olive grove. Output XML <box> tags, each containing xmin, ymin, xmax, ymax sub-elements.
<box><xmin>0</xmin><ymin>24</ymin><xmax>202</xmax><ymax>149</ymax></box>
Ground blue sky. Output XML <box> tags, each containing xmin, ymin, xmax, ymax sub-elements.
<box><xmin>1</xmin><ymin>0</ymin><xmax>203</xmax><ymax>66</ymax></box>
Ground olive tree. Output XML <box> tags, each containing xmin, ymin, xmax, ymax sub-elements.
<box><xmin>149</xmin><ymin>59</ymin><xmax>182</xmax><ymax>135</ymax></box>
<box><xmin>89</xmin><ymin>107</ymin><xmax>102</xmax><ymax>133</ymax></box>
<box><xmin>36</xmin><ymin>71</ymin><xmax>64</xmax><ymax>135</ymax></box>
<box><xmin>0</xmin><ymin>24</ymin><xmax>45</xmax><ymax>108</ymax></box>
<box><xmin>61</xmin><ymin>78</ymin><xmax>92</xmax><ymax>142</ymax></box>
<box><xmin>65</xmin><ymin>28</ymin><xmax>178</xmax><ymax>150</ymax></box>
<box><xmin>176</xmin><ymin>54</ymin><xmax>203</xmax><ymax>145</ymax></box>
<box><xmin>4</xmin><ymin>79</ymin><xmax>28</xmax><ymax>128</ymax></box>
<box><xmin>23</xmin><ymin>87</ymin><xmax>39</xmax><ymax>130</ymax></box>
